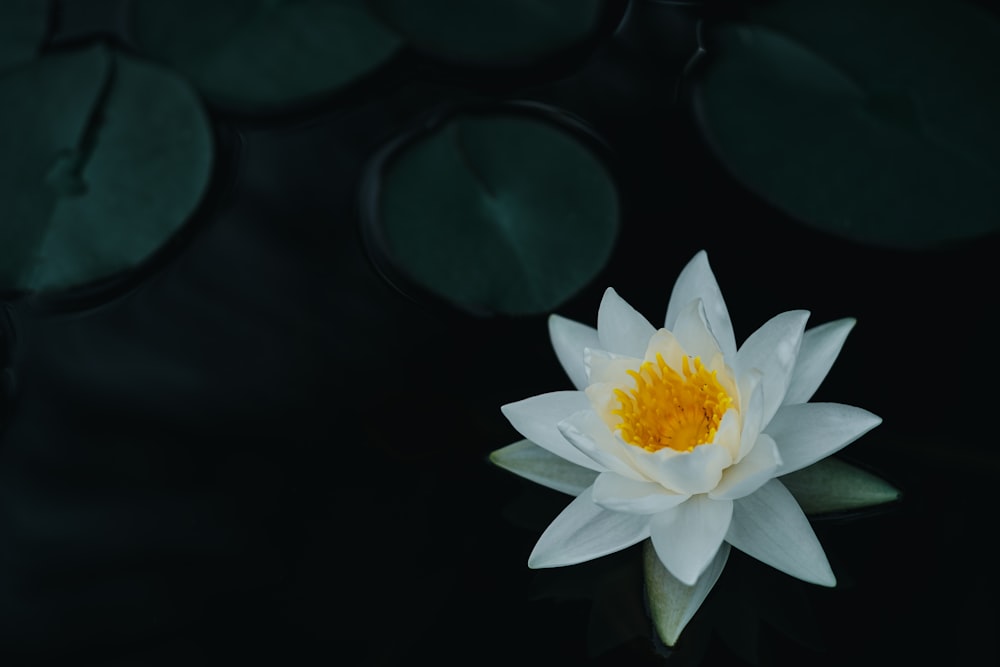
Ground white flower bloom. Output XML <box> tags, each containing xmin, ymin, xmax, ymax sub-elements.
<box><xmin>492</xmin><ymin>251</ymin><xmax>881</xmax><ymax>638</ymax></box>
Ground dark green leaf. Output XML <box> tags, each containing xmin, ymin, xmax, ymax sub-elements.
<box><xmin>644</xmin><ymin>540</ymin><xmax>729</xmax><ymax>648</ymax></box>
<box><xmin>0</xmin><ymin>0</ymin><xmax>49</xmax><ymax>73</ymax></box>
<box><xmin>128</xmin><ymin>0</ymin><xmax>401</xmax><ymax>112</ymax></box>
<box><xmin>694</xmin><ymin>0</ymin><xmax>1000</xmax><ymax>248</ymax></box>
<box><xmin>372</xmin><ymin>110</ymin><xmax>619</xmax><ymax>316</ymax></box>
<box><xmin>370</xmin><ymin>0</ymin><xmax>605</xmax><ymax>67</ymax></box>
<box><xmin>0</xmin><ymin>44</ymin><xmax>213</xmax><ymax>293</ymax></box>
<box><xmin>781</xmin><ymin>457</ymin><xmax>901</xmax><ymax>516</ymax></box>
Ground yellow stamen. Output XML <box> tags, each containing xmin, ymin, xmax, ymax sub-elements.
<box><xmin>612</xmin><ymin>354</ymin><xmax>732</xmax><ymax>452</ymax></box>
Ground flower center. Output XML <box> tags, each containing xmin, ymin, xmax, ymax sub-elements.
<box><xmin>611</xmin><ymin>354</ymin><xmax>733</xmax><ymax>452</ymax></box>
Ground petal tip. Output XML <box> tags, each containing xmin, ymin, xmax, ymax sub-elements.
<box><xmin>858</xmin><ymin>409</ymin><xmax>883</xmax><ymax>433</ymax></box>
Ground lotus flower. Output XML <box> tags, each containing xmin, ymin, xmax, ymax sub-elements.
<box><xmin>491</xmin><ymin>250</ymin><xmax>883</xmax><ymax>644</ymax></box>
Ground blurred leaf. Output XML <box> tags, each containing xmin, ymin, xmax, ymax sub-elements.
<box><xmin>781</xmin><ymin>457</ymin><xmax>901</xmax><ymax>516</ymax></box>
<box><xmin>372</xmin><ymin>109</ymin><xmax>619</xmax><ymax>316</ymax></box>
<box><xmin>694</xmin><ymin>0</ymin><xmax>1000</xmax><ymax>248</ymax></box>
<box><xmin>0</xmin><ymin>44</ymin><xmax>213</xmax><ymax>294</ymax></box>
<box><xmin>0</xmin><ymin>0</ymin><xmax>48</xmax><ymax>73</ymax></box>
<box><xmin>370</xmin><ymin>0</ymin><xmax>605</xmax><ymax>67</ymax></box>
<box><xmin>128</xmin><ymin>0</ymin><xmax>401</xmax><ymax>112</ymax></box>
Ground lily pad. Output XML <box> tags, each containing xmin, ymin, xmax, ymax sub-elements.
<box><xmin>0</xmin><ymin>0</ymin><xmax>49</xmax><ymax>73</ymax></box>
<box><xmin>0</xmin><ymin>44</ymin><xmax>213</xmax><ymax>294</ymax></box>
<box><xmin>693</xmin><ymin>0</ymin><xmax>1000</xmax><ymax>248</ymax></box>
<box><xmin>364</xmin><ymin>106</ymin><xmax>619</xmax><ymax>316</ymax></box>
<box><xmin>128</xmin><ymin>0</ymin><xmax>402</xmax><ymax>112</ymax></box>
<box><xmin>369</xmin><ymin>0</ymin><xmax>606</xmax><ymax>67</ymax></box>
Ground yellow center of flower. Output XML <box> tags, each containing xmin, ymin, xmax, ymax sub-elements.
<box><xmin>611</xmin><ymin>354</ymin><xmax>733</xmax><ymax>453</ymax></box>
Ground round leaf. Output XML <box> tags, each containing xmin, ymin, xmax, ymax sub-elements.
<box><xmin>367</xmin><ymin>108</ymin><xmax>619</xmax><ymax>316</ymax></box>
<box><xmin>0</xmin><ymin>44</ymin><xmax>214</xmax><ymax>294</ymax></box>
<box><xmin>370</xmin><ymin>0</ymin><xmax>606</xmax><ymax>67</ymax></box>
<box><xmin>128</xmin><ymin>0</ymin><xmax>402</xmax><ymax>112</ymax></box>
<box><xmin>694</xmin><ymin>0</ymin><xmax>1000</xmax><ymax>248</ymax></box>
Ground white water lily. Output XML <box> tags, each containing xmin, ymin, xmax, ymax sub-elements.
<box><xmin>492</xmin><ymin>250</ymin><xmax>882</xmax><ymax>643</ymax></box>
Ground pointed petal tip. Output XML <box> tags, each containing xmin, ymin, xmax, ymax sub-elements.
<box><xmin>498</xmin><ymin>401</ymin><xmax>520</xmax><ymax>422</ymax></box>
<box><xmin>761</xmin><ymin>546</ymin><xmax>837</xmax><ymax>588</ymax></box>
<box><xmin>856</xmin><ymin>408</ymin><xmax>883</xmax><ymax>433</ymax></box>
<box><xmin>547</xmin><ymin>312</ymin><xmax>574</xmax><ymax>329</ymax></box>
<box><xmin>525</xmin><ymin>543</ymin><xmax>589</xmax><ymax>570</ymax></box>
<box><xmin>673</xmin><ymin>569</ymin><xmax>699</xmax><ymax>587</ymax></box>
<box><xmin>527</xmin><ymin>539</ymin><xmax>560</xmax><ymax>569</ymax></box>
<box><xmin>840</xmin><ymin>406</ymin><xmax>883</xmax><ymax>435</ymax></box>
<box><xmin>526</xmin><ymin>552</ymin><xmax>549</xmax><ymax>569</ymax></box>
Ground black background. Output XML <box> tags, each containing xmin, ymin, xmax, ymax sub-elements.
<box><xmin>2</xmin><ymin>1</ymin><xmax>999</xmax><ymax>665</ymax></box>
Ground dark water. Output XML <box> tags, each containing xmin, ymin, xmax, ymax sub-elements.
<box><xmin>2</xmin><ymin>1</ymin><xmax>998</xmax><ymax>665</ymax></box>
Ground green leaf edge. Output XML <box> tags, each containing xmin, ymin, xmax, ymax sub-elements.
<box><xmin>781</xmin><ymin>456</ymin><xmax>901</xmax><ymax>516</ymax></box>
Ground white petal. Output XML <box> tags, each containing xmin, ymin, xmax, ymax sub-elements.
<box><xmin>734</xmin><ymin>310</ymin><xmax>810</xmax><ymax>427</ymax></box>
<box><xmin>501</xmin><ymin>392</ymin><xmax>604</xmax><ymax>471</ymax></box>
<box><xmin>736</xmin><ymin>369</ymin><xmax>763</xmax><ymax>462</ymax></box>
<box><xmin>644</xmin><ymin>540</ymin><xmax>730</xmax><ymax>647</ymax></box>
<box><xmin>548</xmin><ymin>314</ymin><xmax>600</xmax><ymax>390</ymax></box>
<box><xmin>670</xmin><ymin>298</ymin><xmax>725</xmax><ymax>363</ymax></box>
<box><xmin>597</xmin><ymin>287</ymin><xmax>656</xmax><ymax>358</ymax></box>
<box><xmin>784</xmin><ymin>318</ymin><xmax>856</xmax><ymax>404</ymax></box>
<box><xmin>767</xmin><ymin>403</ymin><xmax>882</xmax><ymax>475</ymax></box>
<box><xmin>726</xmin><ymin>479</ymin><xmax>836</xmax><ymax>586</ymax></box>
<box><xmin>584</xmin><ymin>348</ymin><xmax>640</xmax><ymax>385</ymax></box>
<box><xmin>592</xmin><ymin>472</ymin><xmax>690</xmax><ymax>514</ymax></box>
<box><xmin>558</xmin><ymin>410</ymin><xmax>642</xmax><ymax>479</ymax></box>
<box><xmin>489</xmin><ymin>439</ymin><xmax>599</xmax><ymax>496</ymax></box>
<box><xmin>665</xmin><ymin>251</ymin><xmax>737</xmax><ymax>360</ymax></box>
<box><xmin>712</xmin><ymin>407</ymin><xmax>742</xmax><ymax>461</ymax></box>
<box><xmin>642</xmin><ymin>328</ymin><xmax>688</xmax><ymax>370</ymax></box>
<box><xmin>710</xmin><ymin>433</ymin><xmax>781</xmax><ymax>500</ymax></box>
<box><xmin>650</xmin><ymin>495</ymin><xmax>734</xmax><ymax>585</ymax></box>
<box><xmin>528</xmin><ymin>487</ymin><xmax>651</xmax><ymax>568</ymax></box>
<box><xmin>634</xmin><ymin>443</ymin><xmax>732</xmax><ymax>495</ymax></box>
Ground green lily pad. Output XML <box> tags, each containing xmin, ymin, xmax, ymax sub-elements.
<box><xmin>128</xmin><ymin>0</ymin><xmax>402</xmax><ymax>112</ymax></box>
<box><xmin>367</xmin><ymin>108</ymin><xmax>619</xmax><ymax>316</ymax></box>
<box><xmin>694</xmin><ymin>0</ymin><xmax>1000</xmax><ymax>248</ymax></box>
<box><xmin>369</xmin><ymin>0</ymin><xmax>606</xmax><ymax>67</ymax></box>
<box><xmin>0</xmin><ymin>0</ymin><xmax>49</xmax><ymax>73</ymax></box>
<box><xmin>781</xmin><ymin>457</ymin><xmax>901</xmax><ymax>516</ymax></box>
<box><xmin>0</xmin><ymin>44</ymin><xmax>213</xmax><ymax>294</ymax></box>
